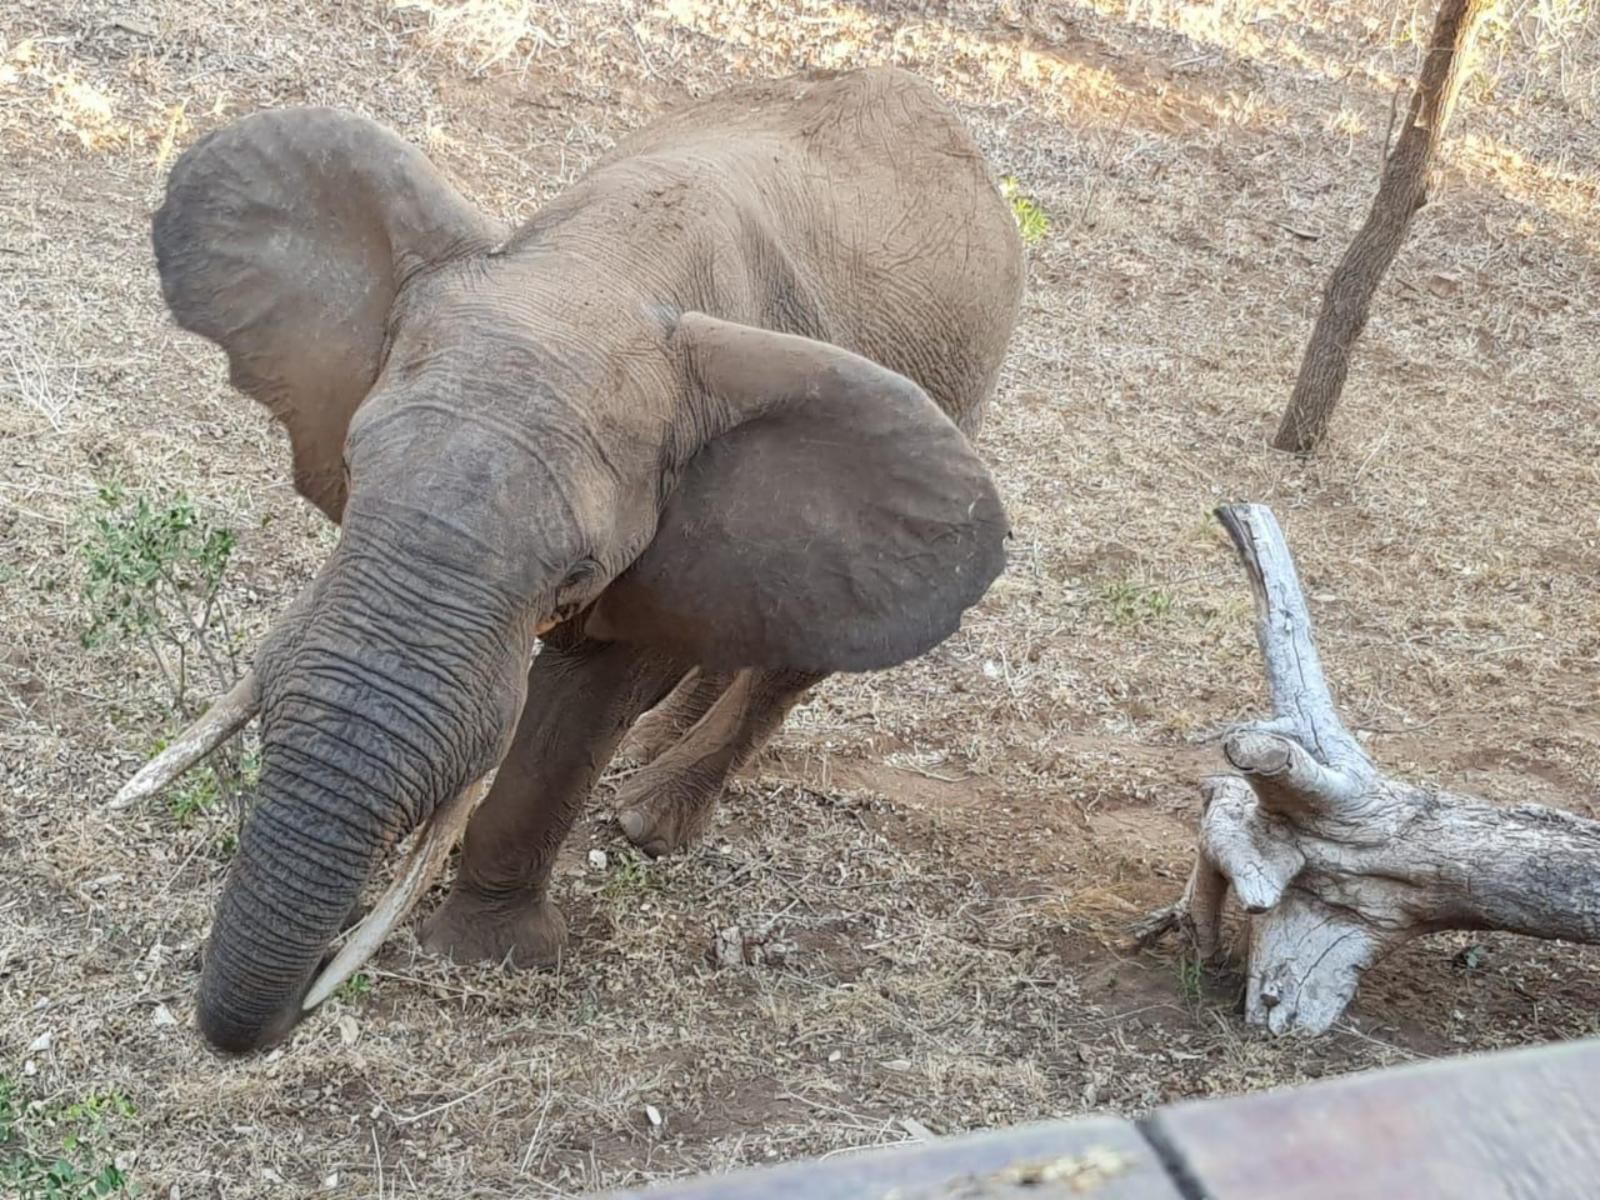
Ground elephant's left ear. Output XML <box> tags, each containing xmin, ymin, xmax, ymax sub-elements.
<box><xmin>584</xmin><ymin>314</ymin><xmax>1009</xmax><ymax>673</ymax></box>
<box><xmin>152</xmin><ymin>108</ymin><xmax>506</xmax><ymax>521</ymax></box>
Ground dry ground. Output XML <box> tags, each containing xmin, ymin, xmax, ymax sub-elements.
<box><xmin>2</xmin><ymin>0</ymin><xmax>1599</xmax><ymax>1196</ymax></box>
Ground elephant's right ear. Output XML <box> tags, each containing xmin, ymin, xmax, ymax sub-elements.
<box><xmin>152</xmin><ymin>108</ymin><xmax>506</xmax><ymax>521</ymax></box>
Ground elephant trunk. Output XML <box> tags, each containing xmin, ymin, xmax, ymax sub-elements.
<box><xmin>197</xmin><ymin>761</ymin><xmax>382</xmax><ymax>1051</ymax></box>
<box><xmin>196</xmin><ymin>587</ymin><xmax>512</xmax><ymax>1052</ymax></box>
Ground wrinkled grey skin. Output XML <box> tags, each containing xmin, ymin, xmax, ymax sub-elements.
<box><xmin>152</xmin><ymin>67</ymin><xmax>1024</xmax><ymax>1053</ymax></box>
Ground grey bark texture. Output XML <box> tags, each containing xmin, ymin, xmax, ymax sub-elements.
<box><xmin>1272</xmin><ymin>0</ymin><xmax>1490</xmax><ymax>453</ymax></box>
<box><xmin>1138</xmin><ymin>503</ymin><xmax>1600</xmax><ymax>1034</ymax></box>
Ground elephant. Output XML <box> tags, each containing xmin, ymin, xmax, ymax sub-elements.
<box><xmin>135</xmin><ymin>65</ymin><xmax>1024</xmax><ymax>1053</ymax></box>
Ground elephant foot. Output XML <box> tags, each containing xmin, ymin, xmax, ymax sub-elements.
<box><xmin>618</xmin><ymin>710</ymin><xmax>685</xmax><ymax>766</ymax></box>
<box><xmin>614</xmin><ymin>761</ymin><xmax>726</xmax><ymax>858</ymax></box>
<box><xmin>419</xmin><ymin>885</ymin><xmax>568</xmax><ymax>968</ymax></box>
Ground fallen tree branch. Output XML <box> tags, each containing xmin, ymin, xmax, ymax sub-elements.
<box><xmin>1139</xmin><ymin>503</ymin><xmax>1600</xmax><ymax>1034</ymax></box>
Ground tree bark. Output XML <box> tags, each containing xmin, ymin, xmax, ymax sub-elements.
<box><xmin>1137</xmin><ymin>504</ymin><xmax>1600</xmax><ymax>1035</ymax></box>
<box><xmin>1272</xmin><ymin>0</ymin><xmax>1491</xmax><ymax>454</ymax></box>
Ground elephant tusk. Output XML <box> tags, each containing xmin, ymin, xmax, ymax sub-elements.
<box><xmin>110</xmin><ymin>671</ymin><xmax>262</xmax><ymax>809</ymax></box>
<box><xmin>301</xmin><ymin>772</ymin><xmax>493</xmax><ymax>1012</ymax></box>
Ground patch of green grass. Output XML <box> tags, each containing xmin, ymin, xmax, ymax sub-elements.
<box><xmin>1000</xmin><ymin>175</ymin><xmax>1050</xmax><ymax>245</ymax></box>
<box><xmin>1097</xmin><ymin>579</ymin><xmax>1176</xmax><ymax>627</ymax></box>
<box><xmin>161</xmin><ymin>747</ymin><xmax>260</xmax><ymax>828</ymax></box>
<box><xmin>138</xmin><ymin>731</ymin><xmax>259</xmax><ymax>831</ymax></box>
<box><xmin>599</xmin><ymin>850</ymin><xmax>665</xmax><ymax>907</ymax></box>
<box><xmin>0</xmin><ymin>1076</ymin><xmax>140</xmax><ymax>1198</ymax></box>
<box><xmin>334</xmin><ymin>973</ymin><xmax>374</xmax><ymax>1005</ymax></box>
<box><xmin>165</xmin><ymin>768</ymin><xmax>220</xmax><ymax>826</ymax></box>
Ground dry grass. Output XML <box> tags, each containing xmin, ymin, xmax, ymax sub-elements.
<box><xmin>2</xmin><ymin>0</ymin><xmax>1599</xmax><ymax>1195</ymax></box>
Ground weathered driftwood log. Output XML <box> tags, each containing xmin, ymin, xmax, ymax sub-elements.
<box><xmin>1138</xmin><ymin>503</ymin><xmax>1600</xmax><ymax>1034</ymax></box>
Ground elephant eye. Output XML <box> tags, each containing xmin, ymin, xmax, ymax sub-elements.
<box><xmin>558</xmin><ymin>557</ymin><xmax>600</xmax><ymax>598</ymax></box>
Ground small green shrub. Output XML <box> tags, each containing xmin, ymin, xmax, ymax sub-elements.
<box><xmin>82</xmin><ymin>484</ymin><xmax>259</xmax><ymax>815</ymax></box>
<box><xmin>0</xmin><ymin>1076</ymin><xmax>140</xmax><ymax>1198</ymax></box>
<box><xmin>80</xmin><ymin>483</ymin><xmax>240</xmax><ymax>717</ymax></box>
<box><xmin>1000</xmin><ymin>175</ymin><xmax>1050</xmax><ymax>245</ymax></box>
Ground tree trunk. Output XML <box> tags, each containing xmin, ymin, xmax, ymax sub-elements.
<box><xmin>1272</xmin><ymin>0</ymin><xmax>1490</xmax><ymax>454</ymax></box>
<box><xmin>1136</xmin><ymin>503</ymin><xmax>1600</xmax><ymax>1035</ymax></box>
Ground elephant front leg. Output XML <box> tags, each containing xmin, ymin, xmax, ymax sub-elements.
<box><xmin>420</xmin><ymin>634</ymin><xmax>687</xmax><ymax>967</ymax></box>
<box><xmin>616</xmin><ymin>668</ymin><xmax>824</xmax><ymax>857</ymax></box>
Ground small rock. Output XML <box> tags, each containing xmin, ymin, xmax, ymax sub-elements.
<box><xmin>152</xmin><ymin>1004</ymin><xmax>178</xmax><ymax>1028</ymax></box>
<box><xmin>28</xmin><ymin>1031</ymin><xmax>51</xmax><ymax>1052</ymax></box>
<box><xmin>588</xmin><ymin>848</ymin><xmax>608</xmax><ymax>871</ymax></box>
<box><xmin>751</xmin><ymin>938</ymin><xmax>796</xmax><ymax>967</ymax></box>
<box><xmin>882</xmin><ymin>1058</ymin><xmax>912</xmax><ymax>1072</ymax></box>
<box><xmin>338</xmin><ymin>1015</ymin><xmax>359</xmax><ymax>1046</ymax></box>
<box><xmin>827</xmin><ymin>1050</ymin><xmax>842</xmax><ymax>1063</ymax></box>
<box><xmin>323</xmin><ymin>1173</ymin><xmax>340</xmax><ymax>1190</ymax></box>
<box><xmin>713</xmin><ymin>926</ymin><xmax>744</xmax><ymax>968</ymax></box>
<box><xmin>109</xmin><ymin>13</ymin><xmax>158</xmax><ymax>37</ymax></box>
<box><xmin>645</xmin><ymin>1103</ymin><xmax>663</xmax><ymax>1128</ymax></box>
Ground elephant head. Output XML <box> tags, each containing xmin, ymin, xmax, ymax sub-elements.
<box><xmin>140</xmin><ymin>107</ymin><xmax>1009</xmax><ymax>1052</ymax></box>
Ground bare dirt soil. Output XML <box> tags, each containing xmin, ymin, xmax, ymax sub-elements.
<box><xmin>2</xmin><ymin>1</ymin><xmax>1598</xmax><ymax>1196</ymax></box>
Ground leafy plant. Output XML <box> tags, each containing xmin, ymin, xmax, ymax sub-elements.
<box><xmin>80</xmin><ymin>483</ymin><xmax>239</xmax><ymax>717</ymax></box>
<box><xmin>161</xmin><ymin>748</ymin><xmax>260</xmax><ymax>827</ymax></box>
<box><xmin>1177</xmin><ymin>957</ymin><xmax>1206</xmax><ymax>1006</ymax></box>
<box><xmin>81</xmin><ymin>484</ymin><xmax>259</xmax><ymax>815</ymax></box>
<box><xmin>1000</xmin><ymin>175</ymin><xmax>1050</xmax><ymax>245</ymax></box>
<box><xmin>0</xmin><ymin>1077</ymin><xmax>140</xmax><ymax>1198</ymax></box>
<box><xmin>334</xmin><ymin>973</ymin><xmax>374</xmax><ymax>1004</ymax></box>
<box><xmin>165</xmin><ymin>768</ymin><xmax>220</xmax><ymax>827</ymax></box>
<box><xmin>599</xmin><ymin>850</ymin><xmax>664</xmax><ymax>907</ymax></box>
<box><xmin>1097</xmin><ymin>579</ymin><xmax>1176</xmax><ymax>627</ymax></box>
<box><xmin>0</xmin><ymin>1076</ymin><xmax>17</xmax><ymax>1143</ymax></box>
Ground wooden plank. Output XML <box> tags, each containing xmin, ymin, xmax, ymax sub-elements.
<box><xmin>1148</xmin><ymin>1037</ymin><xmax>1600</xmax><ymax>1199</ymax></box>
<box><xmin>591</xmin><ymin>1115</ymin><xmax>1183</xmax><ymax>1199</ymax></box>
